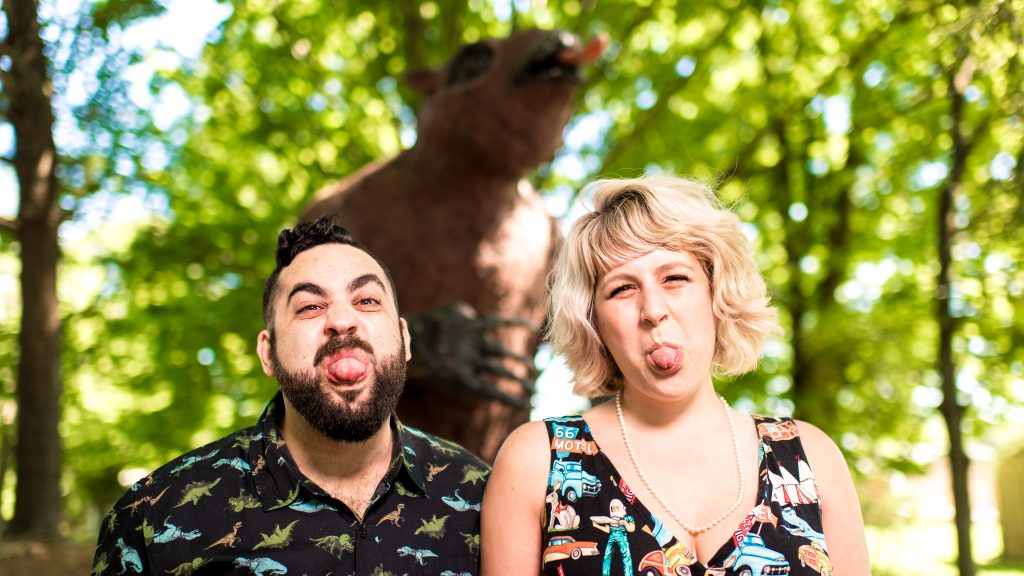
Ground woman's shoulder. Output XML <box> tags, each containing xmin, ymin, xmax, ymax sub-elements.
<box><xmin>751</xmin><ymin>413</ymin><xmax>839</xmax><ymax>449</ymax></box>
<box><xmin>492</xmin><ymin>420</ymin><xmax>553</xmax><ymax>469</ymax></box>
<box><xmin>792</xmin><ymin>419</ymin><xmax>847</xmax><ymax>471</ymax></box>
<box><xmin>753</xmin><ymin>415</ymin><xmax>849</xmax><ymax>480</ymax></box>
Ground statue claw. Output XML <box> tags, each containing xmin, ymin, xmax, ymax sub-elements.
<box><xmin>479</xmin><ymin>359</ymin><xmax>536</xmax><ymax>395</ymax></box>
<box><xmin>406</xmin><ymin>302</ymin><xmax>537</xmax><ymax>407</ymax></box>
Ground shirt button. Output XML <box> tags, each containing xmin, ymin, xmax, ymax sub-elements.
<box><xmin>358</xmin><ymin>524</ymin><xmax>368</xmax><ymax>539</ymax></box>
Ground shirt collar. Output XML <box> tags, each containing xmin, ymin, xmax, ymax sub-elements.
<box><xmin>392</xmin><ymin>419</ymin><xmax>430</xmax><ymax>496</ymax></box>
<box><xmin>249</xmin><ymin>392</ymin><xmax>431</xmax><ymax>510</ymax></box>
<box><xmin>250</xmin><ymin>392</ymin><xmax>304</xmax><ymax>511</ymax></box>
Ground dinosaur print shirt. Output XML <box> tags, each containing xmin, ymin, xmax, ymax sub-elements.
<box><xmin>92</xmin><ymin>392</ymin><xmax>489</xmax><ymax>576</ymax></box>
<box><xmin>540</xmin><ymin>415</ymin><xmax>831</xmax><ymax>576</ymax></box>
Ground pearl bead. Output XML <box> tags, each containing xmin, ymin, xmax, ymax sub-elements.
<box><xmin>616</xmin><ymin>391</ymin><xmax>745</xmax><ymax>536</ymax></box>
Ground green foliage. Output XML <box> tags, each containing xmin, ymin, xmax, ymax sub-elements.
<box><xmin>3</xmin><ymin>0</ymin><xmax>1022</xmax><ymax>537</ymax></box>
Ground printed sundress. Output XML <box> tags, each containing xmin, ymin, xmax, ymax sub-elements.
<box><xmin>541</xmin><ymin>415</ymin><xmax>832</xmax><ymax>576</ymax></box>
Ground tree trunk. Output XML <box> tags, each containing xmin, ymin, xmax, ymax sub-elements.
<box><xmin>937</xmin><ymin>46</ymin><xmax>975</xmax><ymax>576</ymax></box>
<box><xmin>4</xmin><ymin>0</ymin><xmax>64</xmax><ymax>538</ymax></box>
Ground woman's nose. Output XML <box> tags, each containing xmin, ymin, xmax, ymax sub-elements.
<box><xmin>639</xmin><ymin>291</ymin><xmax>669</xmax><ymax>326</ymax></box>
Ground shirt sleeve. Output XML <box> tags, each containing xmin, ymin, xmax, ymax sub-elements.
<box><xmin>91</xmin><ymin>495</ymin><xmax>151</xmax><ymax>575</ymax></box>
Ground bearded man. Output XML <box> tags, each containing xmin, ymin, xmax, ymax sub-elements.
<box><xmin>93</xmin><ymin>217</ymin><xmax>488</xmax><ymax>575</ymax></box>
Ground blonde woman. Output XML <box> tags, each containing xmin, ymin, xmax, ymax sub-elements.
<box><xmin>481</xmin><ymin>175</ymin><xmax>869</xmax><ymax>576</ymax></box>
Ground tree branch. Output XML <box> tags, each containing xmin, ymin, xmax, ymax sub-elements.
<box><xmin>0</xmin><ymin>217</ymin><xmax>17</xmax><ymax>235</ymax></box>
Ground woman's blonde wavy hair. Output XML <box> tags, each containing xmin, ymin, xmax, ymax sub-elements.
<box><xmin>545</xmin><ymin>174</ymin><xmax>781</xmax><ymax>398</ymax></box>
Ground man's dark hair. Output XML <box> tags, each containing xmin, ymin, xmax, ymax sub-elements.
<box><xmin>262</xmin><ymin>216</ymin><xmax>398</xmax><ymax>329</ymax></box>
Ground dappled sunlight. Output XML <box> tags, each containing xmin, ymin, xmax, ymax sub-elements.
<box><xmin>1</xmin><ymin>2</ymin><xmax>1021</xmax><ymax>570</ymax></box>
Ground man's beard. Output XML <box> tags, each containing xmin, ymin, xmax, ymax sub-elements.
<box><xmin>271</xmin><ymin>332</ymin><xmax>406</xmax><ymax>442</ymax></box>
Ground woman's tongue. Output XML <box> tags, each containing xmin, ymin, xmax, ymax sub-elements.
<box><xmin>647</xmin><ymin>346</ymin><xmax>680</xmax><ymax>372</ymax></box>
<box><xmin>326</xmin><ymin>357</ymin><xmax>368</xmax><ymax>384</ymax></box>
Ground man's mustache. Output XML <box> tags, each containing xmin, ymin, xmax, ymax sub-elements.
<box><xmin>314</xmin><ymin>334</ymin><xmax>374</xmax><ymax>366</ymax></box>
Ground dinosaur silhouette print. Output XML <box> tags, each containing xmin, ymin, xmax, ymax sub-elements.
<box><xmin>122</xmin><ymin>485</ymin><xmax>170</xmax><ymax>515</ymax></box>
<box><xmin>152</xmin><ymin>516</ymin><xmax>202</xmax><ymax>543</ymax></box>
<box><xmin>174</xmin><ymin>477</ymin><xmax>222</xmax><ymax>508</ymax></box>
<box><xmin>165</xmin><ymin>557</ymin><xmax>208</xmax><ymax>576</ymax></box>
<box><xmin>393</xmin><ymin>481</ymin><xmax>416</xmax><ymax>497</ymax></box>
<box><xmin>311</xmin><ymin>533</ymin><xmax>355</xmax><ymax>560</ymax></box>
<box><xmin>414</xmin><ymin>514</ymin><xmax>450</xmax><ymax>539</ymax></box>
<box><xmin>397</xmin><ymin>546</ymin><xmax>438</xmax><ymax>566</ymax></box>
<box><xmin>460</xmin><ymin>465</ymin><xmax>488</xmax><ymax>486</ymax></box>
<box><xmin>376</xmin><ymin>503</ymin><xmax>405</xmax><ymax>527</ymax></box>
<box><xmin>205</xmin><ymin>521</ymin><xmax>242</xmax><ymax>550</ymax></box>
<box><xmin>137</xmin><ymin>518</ymin><xmax>155</xmax><ymax>545</ymax></box>
<box><xmin>170</xmin><ymin>450</ymin><xmax>218</xmax><ymax>475</ymax></box>
<box><xmin>462</xmin><ymin>532</ymin><xmax>479</xmax><ymax>555</ymax></box>
<box><xmin>427</xmin><ymin>462</ymin><xmax>450</xmax><ymax>481</ymax></box>
<box><xmin>272</xmin><ymin>485</ymin><xmax>300</xmax><ymax>509</ymax></box>
<box><xmin>115</xmin><ymin>538</ymin><xmax>143</xmax><ymax>574</ymax></box>
<box><xmin>442</xmin><ymin>489</ymin><xmax>481</xmax><ymax>512</ymax></box>
<box><xmin>253</xmin><ymin>520</ymin><xmax>300</xmax><ymax>549</ymax></box>
<box><xmin>90</xmin><ymin>552</ymin><xmax>108</xmax><ymax>576</ymax></box>
<box><xmin>227</xmin><ymin>489</ymin><xmax>261</xmax><ymax>512</ymax></box>
<box><xmin>233</xmin><ymin>557</ymin><xmax>288</xmax><ymax>576</ymax></box>
<box><xmin>230</xmin><ymin>432</ymin><xmax>264</xmax><ymax>451</ymax></box>
<box><xmin>212</xmin><ymin>457</ymin><xmax>253</xmax><ymax>475</ymax></box>
<box><xmin>103</xmin><ymin>509</ymin><xmax>117</xmax><ymax>535</ymax></box>
<box><xmin>288</xmin><ymin>498</ymin><xmax>336</xmax><ymax>513</ymax></box>
<box><xmin>433</xmin><ymin>443</ymin><xmax>460</xmax><ymax>457</ymax></box>
<box><xmin>93</xmin><ymin>374</ymin><xmax>489</xmax><ymax>573</ymax></box>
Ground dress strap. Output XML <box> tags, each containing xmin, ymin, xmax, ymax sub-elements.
<box><xmin>543</xmin><ymin>416</ymin><xmax>599</xmax><ymax>457</ymax></box>
<box><xmin>753</xmin><ymin>415</ymin><xmax>821</xmax><ymax>507</ymax></box>
<box><xmin>752</xmin><ymin>415</ymin><xmax>801</xmax><ymax>442</ymax></box>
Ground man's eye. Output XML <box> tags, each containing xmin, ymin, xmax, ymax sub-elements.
<box><xmin>357</xmin><ymin>297</ymin><xmax>381</xmax><ymax>306</ymax></box>
<box><xmin>298</xmin><ymin>304</ymin><xmax>321</xmax><ymax>313</ymax></box>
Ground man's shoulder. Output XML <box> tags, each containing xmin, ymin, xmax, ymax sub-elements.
<box><xmin>399</xmin><ymin>424</ymin><xmax>488</xmax><ymax>468</ymax></box>
<box><xmin>115</xmin><ymin>424</ymin><xmax>259</xmax><ymax>504</ymax></box>
<box><xmin>398</xmin><ymin>423</ymin><xmax>490</xmax><ymax>499</ymax></box>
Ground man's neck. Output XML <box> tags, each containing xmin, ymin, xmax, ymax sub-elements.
<box><xmin>279</xmin><ymin>403</ymin><xmax>394</xmax><ymax>520</ymax></box>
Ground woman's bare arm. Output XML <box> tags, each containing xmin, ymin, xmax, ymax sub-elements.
<box><xmin>481</xmin><ymin>420</ymin><xmax>552</xmax><ymax>576</ymax></box>
<box><xmin>797</xmin><ymin>420</ymin><xmax>871</xmax><ymax>576</ymax></box>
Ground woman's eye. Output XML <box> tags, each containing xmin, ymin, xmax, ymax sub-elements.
<box><xmin>608</xmin><ymin>284</ymin><xmax>634</xmax><ymax>298</ymax></box>
<box><xmin>665</xmin><ymin>274</ymin><xmax>690</xmax><ymax>283</ymax></box>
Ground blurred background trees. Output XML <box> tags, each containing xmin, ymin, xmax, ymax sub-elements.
<box><xmin>1</xmin><ymin>0</ymin><xmax>1022</xmax><ymax>573</ymax></box>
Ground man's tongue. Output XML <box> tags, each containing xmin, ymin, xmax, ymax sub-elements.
<box><xmin>326</xmin><ymin>357</ymin><xmax>367</xmax><ymax>384</ymax></box>
<box><xmin>647</xmin><ymin>347</ymin><xmax>680</xmax><ymax>372</ymax></box>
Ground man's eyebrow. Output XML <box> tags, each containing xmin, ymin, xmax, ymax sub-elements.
<box><xmin>287</xmin><ymin>281</ymin><xmax>326</xmax><ymax>304</ymax></box>
<box><xmin>349</xmin><ymin>273</ymin><xmax>387</xmax><ymax>294</ymax></box>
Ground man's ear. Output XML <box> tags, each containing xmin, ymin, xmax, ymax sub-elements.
<box><xmin>257</xmin><ymin>330</ymin><xmax>276</xmax><ymax>377</ymax></box>
<box><xmin>399</xmin><ymin>317</ymin><xmax>412</xmax><ymax>362</ymax></box>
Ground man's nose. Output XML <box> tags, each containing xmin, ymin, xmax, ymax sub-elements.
<box><xmin>324</xmin><ymin>305</ymin><xmax>359</xmax><ymax>335</ymax></box>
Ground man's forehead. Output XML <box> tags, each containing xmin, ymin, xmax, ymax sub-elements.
<box><xmin>280</xmin><ymin>244</ymin><xmax>389</xmax><ymax>291</ymax></box>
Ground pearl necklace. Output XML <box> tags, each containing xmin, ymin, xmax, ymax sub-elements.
<box><xmin>615</xmin><ymin>390</ymin><xmax>745</xmax><ymax>536</ymax></box>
